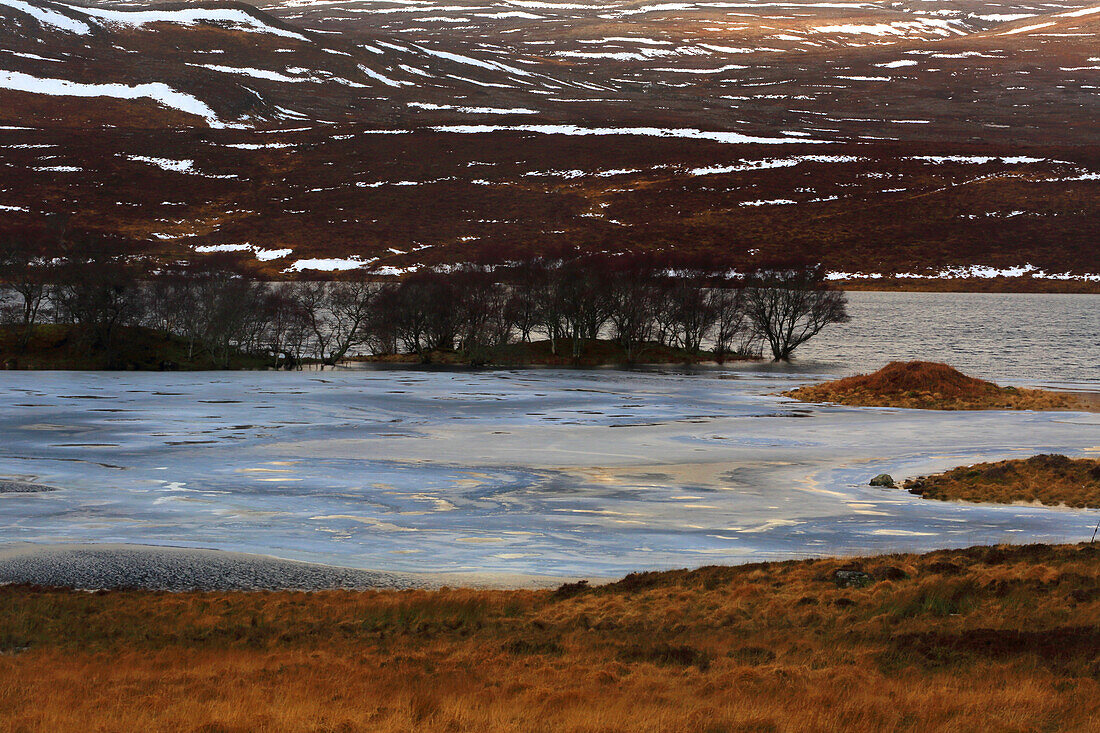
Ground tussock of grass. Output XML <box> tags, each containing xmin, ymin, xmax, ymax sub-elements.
<box><xmin>785</xmin><ymin>361</ymin><xmax>1094</xmax><ymax>411</ymax></box>
<box><xmin>905</xmin><ymin>454</ymin><xmax>1100</xmax><ymax>509</ymax></box>
<box><xmin>1</xmin><ymin>543</ymin><xmax>1099</xmax><ymax>731</ymax></box>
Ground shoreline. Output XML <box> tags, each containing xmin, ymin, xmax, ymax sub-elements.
<box><xmin>0</xmin><ymin>543</ymin><xmax>593</xmax><ymax>592</ymax></box>
<box><xmin>3</xmin><ymin>528</ymin><xmax>1097</xmax><ymax>591</ymax></box>
<box><xmin>834</xmin><ymin>280</ymin><xmax>1100</xmax><ymax>294</ymax></box>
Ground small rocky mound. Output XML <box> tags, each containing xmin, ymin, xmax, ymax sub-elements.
<box><xmin>904</xmin><ymin>454</ymin><xmax>1100</xmax><ymax>509</ymax></box>
<box><xmin>785</xmin><ymin>361</ymin><xmax>1087</xmax><ymax>411</ymax></box>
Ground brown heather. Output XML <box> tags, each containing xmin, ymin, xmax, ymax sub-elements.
<box><xmin>906</xmin><ymin>454</ymin><xmax>1100</xmax><ymax>509</ymax></box>
<box><xmin>785</xmin><ymin>361</ymin><xmax>1097</xmax><ymax>411</ymax></box>
<box><xmin>2</xmin><ymin>543</ymin><xmax>1100</xmax><ymax>732</ymax></box>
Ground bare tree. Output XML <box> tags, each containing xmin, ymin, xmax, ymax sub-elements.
<box><xmin>263</xmin><ymin>289</ymin><xmax>311</xmax><ymax>369</ymax></box>
<box><xmin>606</xmin><ymin>254</ymin><xmax>659</xmax><ymax>363</ymax></box>
<box><xmin>143</xmin><ymin>267</ymin><xmax>195</xmax><ymax>340</ymax></box>
<box><xmin>0</xmin><ymin>235</ymin><xmax>50</xmax><ymax>349</ymax></box>
<box><xmin>362</xmin><ymin>283</ymin><xmax>402</xmax><ymax>356</ymax></box>
<box><xmin>553</xmin><ymin>254</ymin><xmax>613</xmax><ymax>361</ymax></box>
<box><xmin>390</xmin><ymin>270</ymin><xmax>461</xmax><ymax>359</ymax></box>
<box><xmin>195</xmin><ymin>271</ymin><xmax>269</xmax><ymax>368</ymax></box>
<box><xmin>294</xmin><ymin>282</ymin><xmax>338</xmax><ymax>366</ymax></box>
<box><xmin>454</xmin><ymin>265</ymin><xmax>511</xmax><ymax>365</ymax></box>
<box><xmin>663</xmin><ymin>272</ymin><xmax>719</xmax><ymax>354</ymax></box>
<box><xmin>711</xmin><ymin>287</ymin><xmax>758</xmax><ymax>363</ymax></box>
<box><xmin>534</xmin><ymin>263</ymin><xmax>569</xmax><ymax>355</ymax></box>
<box><xmin>325</xmin><ymin>280</ymin><xmax>376</xmax><ymax>365</ymax></box>
<box><xmin>742</xmin><ymin>264</ymin><xmax>849</xmax><ymax>361</ymax></box>
<box><xmin>53</xmin><ymin>234</ymin><xmax>145</xmax><ymax>366</ymax></box>
<box><xmin>376</xmin><ymin>270</ymin><xmax>462</xmax><ymax>362</ymax></box>
<box><xmin>501</xmin><ymin>255</ymin><xmax>548</xmax><ymax>344</ymax></box>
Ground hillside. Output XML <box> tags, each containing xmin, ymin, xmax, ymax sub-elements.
<box><xmin>2</xmin><ymin>542</ymin><xmax>1098</xmax><ymax>731</ymax></box>
<box><xmin>0</xmin><ymin>0</ymin><xmax>1097</xmax><ymax>284</ymax></box>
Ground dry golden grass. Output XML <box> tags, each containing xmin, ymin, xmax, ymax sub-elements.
<box><xmin>785</xmin><ymin>361</ymin><xmax>1096</xmax><ymax>411</ymax></box>
<box><xmin>905</xmin><ymin>454</ymin><xmax>1100</xmax><ymax>509</ymax></box>
<box><xmin>2</xmin><ymin>543</ymin><xmax>1099</xmax><ymax>732</ymax></box>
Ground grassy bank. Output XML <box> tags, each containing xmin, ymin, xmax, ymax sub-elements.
<box><xmin>0</xmin><ymin>328</ymin><xmax>751</xmax><ymax>370</ymax></box>
<box><xmin>351</xmin><ymin>338</ymin><xmax>757</xmax><ymax>367</ymax></box>
<box><xmin>905</xmin><ymin>454</ymin><xmax>1100</xmax><ymax>509</ymax></box>
<box><xmin>786</xmin><ymin>361</ymin><xmax>1098</xmax><ymax>411</ymax></box>
<box><xmin>0</xmin><ymin>325</ymin><xmax>272</xmax><ymax>370</ymax></box>
<box><xmin>2</xmin><ymin>543</ymin><xmax>1098</xmax><ymax>731</ymax></box>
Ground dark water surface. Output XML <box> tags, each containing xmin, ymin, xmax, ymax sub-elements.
<box><xmin>798</xmin><ymin>292</ymin><xmax>1098</xmax><ymax>387</ymax></box>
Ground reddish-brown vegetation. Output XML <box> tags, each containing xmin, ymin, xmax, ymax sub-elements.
<box><xmin>905</xmin><ymin>454</ymin><xmax>1100</xmax><ymax>509</ymax></box>
<box><xmin>786</xmin><ymin>361</ymin><xmax>1096</xmax><ymax>411</ymax></box>
<box><xmin>3</xmin><ymin>130</ymin><xmax>1097</xmax><ymax>288</ymax></box>
<box><xmin>1</xmin><ymin>543</ymin><xmax>1099</xmax><ymax>731</ymax></box>
<box><xmin>1</xmin><ymin>2</ymin><xmax>1099</xmax><ymax>286</ymax></box>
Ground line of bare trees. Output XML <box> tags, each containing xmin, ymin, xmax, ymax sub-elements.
<box><xmin>1</xmin><ymin>236</ymin><xmax>849</xmax><ymax>367</ymax></box>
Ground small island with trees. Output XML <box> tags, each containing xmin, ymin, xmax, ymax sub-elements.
<box><xmin>1</xmin><ymin>233</ymin><xmax>849</xmax><ymax>370</ymax></box>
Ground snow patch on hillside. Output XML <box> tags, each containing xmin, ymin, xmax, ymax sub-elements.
<box><xmin>0</xmin><ymin>0</ymin><xmax>91</xmax><ymax>34</ymax></box>
<box><xmin>431</xmin><ymin>124</ymin><xmax>827</xmax><ymax>144</ymax></box>
<box><xmin>829</xmin><ymin>265</ymin><xmax>1100</xmax><ymax>282</ymax></box>
<box><xmin>287</xmin><ymin>256</ymin><xmax>376</xmax><ymax>272</ymax></box>
<box><xmin>689</xmin><ymin>154</ymin><xmax>860</xmax><ymax>175</ymax></box>
<box><xmin>0</xmin><ymin>69</ymin><xmax>225</xmax><ymax>127</ymax></box>
<box><xmin>128</xmin><ymin>155</ymin><xmax>195</xmax><ymax>173</ymax></box>
<box><xmin>408</xmin><ymin>102</ymin><xmax>537</xmax><ymax>114</ymax></box>
<box><xmin>80</xmin><ymin>5</ymin><xmax>309</xmax><ymax>41</ymax></box>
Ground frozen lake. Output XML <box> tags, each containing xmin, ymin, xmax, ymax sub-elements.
<box><xmin>2</xmin><ymin>292</ymin><xmax>1098</xmax><ymax>578</ymax></box>
<box><xmin>1</xmin><ymin>364</ymin><xmax>1098</xmax><ymax>578</ymax></box>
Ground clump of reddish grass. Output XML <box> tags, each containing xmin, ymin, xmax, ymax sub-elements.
<box><xmin>785</xmin><ymin>361</ymin><xmax>1089</xmax><ymax>411</ymax></box>
<box><xmin>905</xmin><ymin>454</ymin><xmax>1100</xmax><ymax>508</ymax></box>
<box><xmin>827</xmin><ymin>361</ymin><xmax>999</xmax><ymax>398</ymax></box>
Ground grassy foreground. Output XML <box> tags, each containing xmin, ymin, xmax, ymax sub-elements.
<box><xmin>2</xmin><ymin>543</ymin><xmax>1099</xmax><ymax>732</ymax></box>
<box><xmin>786</xmin><ymin>361</ymin><xmax>1097</xmax><ymax>411</ymax></box>
<box><xmin>905</xmin><ymin>454</ymin><xmax>1100</xmax><ymax>509</ymax></box>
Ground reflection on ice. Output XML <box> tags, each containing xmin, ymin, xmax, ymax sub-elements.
<box><xmin>0</xmin><ymin>367</ymin><xmax>1097</xmax><ymax>577</ymax></box>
